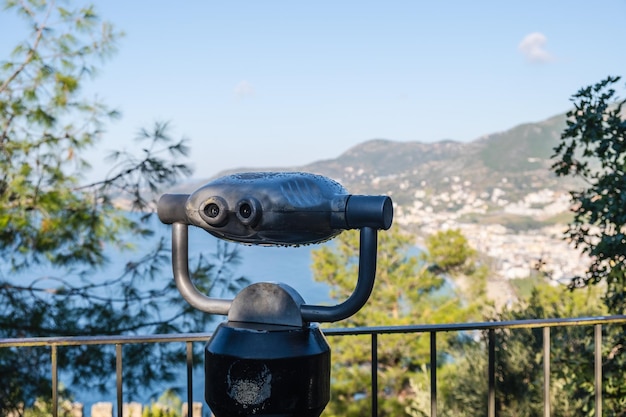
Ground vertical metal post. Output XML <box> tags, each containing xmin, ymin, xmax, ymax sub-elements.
<box><xmin>371</xmin><ymin>333</ymin><xmax>378</xmax><ymax>417</ymax></box>
<box><xmin>116</xmin><ymin>344</ymin><xmax>123</xmax><ymax>417</ymax></box>
<box><xmin>488</xmin><ymin>329</ymin><xmax>495</xmax><ymax>417</ymax></box>
<box><xmin>594</xmin><ymin>324</ymin><xmax>602</xmax><ymax>417</ymax></box>
<box><xmin>430</xmin><ymin>332</ymin><xmax>437</xmax><ymax>417</ymax></box>
<box><xmin>51</xmin><ymin>345</ymin><xmax>58</xmax><ymax>417</ymax></box>
<box><xmin>543</xmin><ymin>327</ymin><xmax>550</xmax><ymax>417</ymax></box>
<box><xmin>187</xmin><ymin>341</ymin><xmax>194</xmax><ymax>417</ymax></box>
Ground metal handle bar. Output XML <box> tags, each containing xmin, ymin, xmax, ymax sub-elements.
<box><xmin>171</xmin><ymin>222</ymin><xmax>378</xmax><ymax>323</ymax></box>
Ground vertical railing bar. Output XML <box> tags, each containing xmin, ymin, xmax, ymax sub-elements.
<box><xmin>372</xmin><ymin>333</ymin><xmax>378</xmax><ymax>417</ymax></box>
<box><xmin>594</xmin><ymin>324</ymin><xmax>602</xmax><ymax>417</ymax></box>
<box><xmin>430</xmin><ymin>331</ymin><xmax>437</xmax><ymax>417</ymax></box>
<box><xmin>51</xmin><ymin>345</ymin><xmax>58</xmax><ymax>417</ymax></box>
<box><xmin>187</xmin><ymin>341</ymin><xmax>194</xmax><ymax>417</ymax></box>
<box><xmin>116</xmin><ymin>343</ymin><xmax>123</xmax><ymax>417</ymax></box>
<box><xmin>543</xmin><ymin>327</ymin><xmax>550</xmax><ymax>417</ymax></box>
<box><xmin>488</xmin><ymin>329</ymin><xmax>495</xmax><ymax>417</ymax></box>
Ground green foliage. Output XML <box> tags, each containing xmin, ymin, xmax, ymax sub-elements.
<box><xmin>551</xmin><ymin>75</ymin><xmax>626</xmax><ymax>314</ymax></box>
<box><xmin>425</xmin><ymin>228</ymin><xmax>476</xmax><ymax>275</ymax></box>
<box><xmin>24</xmin><ymin>399</ymin><xmax>76</xmax><ymax>417</ymax></box>
<box><xmin>314</xmin><ymin>223</ymin><xmax>620</xmax><ymax>416</ymax></box>
<box><xmin>1</xmin><ymin>0</ymin><xmax>121</xmax><ymax>269</ymax></box>
<box><xmin>313</xmin><ymin>226</ymin><xmax>487</xmax><ymax>417</ymax></box>
<box><xmin>442</xmin><ymin>283</ymin><xmax>609</xmax><ymax>417</ymax></box>
<box><xmin>0</xmin><ymin>1</ymin><xmax>248</xmax><ymax>414</ymax></box>
<box><xmin>551</xmin><ymin>75</ymin><xmax>626</xmax><ymax>415</ymax></box>
<box><xmin>142</xmin><ymin>389</ymin><xmax>182</xmax><ymax>417</ymax></box>
<box><xmin>402</xmin><ymin>369</ymin><xmax>431</xmax><ymax>417</ymax></box>
<box><xmin>11</xmin><ymin>384</ymin><xmax>77</xmax><ymax>417</ymax></box>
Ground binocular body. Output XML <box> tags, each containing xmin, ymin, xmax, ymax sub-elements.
<box><xmin>158</xmin><ymin>171</ymin><xmax>392</xmax><ymax>246</ymax></box>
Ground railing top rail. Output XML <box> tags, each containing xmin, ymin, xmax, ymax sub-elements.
<box><xmin>0</xmin><ymin>332</ymin><xmax>214</xmax><ymax>348</ymax></box>
<box><xmin>1</xmin><ymin>315</ymin><xmax>625</xmax><ymax>348</ymax></box>
<box><xmin>322</xmin><ymin>314</ymin><xmax>626</xmax><ymax>336</ymax></box>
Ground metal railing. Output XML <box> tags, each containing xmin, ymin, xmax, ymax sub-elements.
<box><xmin>2</xmin><ymin>314</ymin><xmax>626</xmax><ymax>417</ymax></box>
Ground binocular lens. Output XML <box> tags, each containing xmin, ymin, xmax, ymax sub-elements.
<box><xmin>239</xmin><ymin>203</ymin><xmax>252</xmax><ymax>219</ymax></box>
<box><xmin>205</xmin><ymin>203</ymin><xmax>220</xmax><ymax>218</ymax></box>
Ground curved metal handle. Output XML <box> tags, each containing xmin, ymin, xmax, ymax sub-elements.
<box><xmin>170</xmin><ymin>222</ymin><xmax>378</xmax><ymax>323</ymax></box>
<box><xmin>300</xmin><ymin>226</ymin><xmax>377</xmax><ymax>322</ymax></box>
<box><xmin>172</xmin><ymin>222</ymin><xmax>232</xmax><ymax>315</ymax></box>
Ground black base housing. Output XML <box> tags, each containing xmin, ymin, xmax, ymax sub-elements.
<box><xmin>205</xmin><ymin>322</ymin><xmax>330</xmax><ymax>417</ymax></box>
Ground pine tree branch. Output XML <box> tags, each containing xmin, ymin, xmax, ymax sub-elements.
<box><xmin>0</xmin><ymin>1</ymin><xmax>53</xmax><ymax>94</ymax></box>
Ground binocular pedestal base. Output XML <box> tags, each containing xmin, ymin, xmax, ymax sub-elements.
<box><xmin>205</xmin><ymin>321</ymin><xmax>330</xmax><ymax>417</ymax></box>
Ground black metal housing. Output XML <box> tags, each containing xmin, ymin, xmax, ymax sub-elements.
<box><xmin>205</xmin><ymin>322</ymin><xmax>330</xmax><ymax>417</ymax></box>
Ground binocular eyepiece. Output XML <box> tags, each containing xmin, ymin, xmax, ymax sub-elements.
<box><xmin>158</xmin><ymin>172</ymin><xmax>392</xmax><ymax>246</ymax></box>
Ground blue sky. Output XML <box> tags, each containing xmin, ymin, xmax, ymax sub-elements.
<box><xmin>2</xmin><ymin>1</ymin><xmax>626</xmax><ymax>181</ymax></box>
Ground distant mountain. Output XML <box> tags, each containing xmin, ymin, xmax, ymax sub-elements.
<box><xmin>178</xmin><ymin>112</ymin><xmax>575</xmax><ymax>210</ymax></box>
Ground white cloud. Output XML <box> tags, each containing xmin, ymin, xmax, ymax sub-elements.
<box><xmin>518</xmin><ymin>32</ymin><xmax>554</xmax><ymax>63</ymax></box>
<box><xmin>234</xmin><ymin>80</ymin><xmax>255</xmax><ymax>99</ymax></box>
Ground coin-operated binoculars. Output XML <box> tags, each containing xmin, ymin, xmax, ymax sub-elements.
<box><xmin>157</xmin><ymin>172</ymin><xmax>392</xmax><ymax>417</ymax></box>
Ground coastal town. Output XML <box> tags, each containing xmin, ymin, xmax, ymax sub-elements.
<box><xmin>386</xmin><ymin>174</ymin><xmax>590</xmax><ymax>301</ymax></box>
